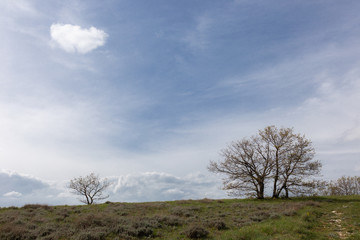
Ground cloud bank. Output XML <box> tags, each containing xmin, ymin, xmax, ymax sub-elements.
<box><xmin>0</xmin><ymin>170</ymin><xmax>226</xmax><ymax>207</ymax></box>
<box><xmin>110</xmin><ymin>172</ymin><xmax>225</xmax><ymax>202</ymax></box>
<box><xmin>0</xmin><ymin>170</ymin><xmax>59</xmax><ymax>206</ymax></box>
<box><xmin>50</xmin><ymin>24</ymin><xmax>108</xmax><ymax>54</ymax></box>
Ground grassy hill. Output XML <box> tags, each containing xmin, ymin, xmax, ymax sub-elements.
<box><xmin>0</xmin><ymin>196</ymin><xmax>359</xmax><ymax>240</ymax></box>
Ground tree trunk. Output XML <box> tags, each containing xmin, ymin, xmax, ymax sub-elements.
<box><xmin>257</xmin><ymin>182</ymin><xmax>265</xmax><ymax>199</ymax></box>
<box><xmin>272</xmin><ymin>150</ymin><xmax>279</xmax><ymax>198</ymax></box>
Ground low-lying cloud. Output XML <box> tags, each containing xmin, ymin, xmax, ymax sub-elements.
<box><xmin>0</xmin><ymin>170</ymin><xmax>226</xmax><ymax>207</ymax></box>
<box><xmin>109</xmin><ymin>172</ymin><xmax>225</xmax><ymax>202</ymax></box>
<box><xmin>3</xmin><ymin>191</ymin><xmax>22</xmax><ymax>198</ymax></box>
<box><xmin>0</xmin><ymin>170</ymin><xmax>61</xmax><ymax>206</ymax></box>
<box><xmin>50</xmin><ymin>23</ymin><xmax>108</xmax><ymax>54</ymax></box>
<box><xmin>0</xmin><ymin>170</ymin><xmax>49</xmax><ymax>195</ymax></box>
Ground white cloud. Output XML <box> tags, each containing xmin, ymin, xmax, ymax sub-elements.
<box><xmin>109</xmin><ymin>172</ymin><xmax>226</xmax><ymax>202</ymax></box>
<box><xmin>3</xmin><ymin>191</ymin><xmax>22</xmax><ymax>198</ymax></box>
<box><xmin>50</xmin><ymin>23</ymin><xmax>108</xmax><ymax>54</ymax></box>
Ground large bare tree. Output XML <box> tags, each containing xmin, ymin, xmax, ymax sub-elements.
<box><xmin>209</xmin><ymin>126</ymin><xmax>321</xmax><ymax>199</ymax></box>
<box><xmin>68</xmin><ymin>173</ymin><xmax>111</xmax><ymax>205</ymax></box>
<box><xmin>208</xmin><ymin>136</ymin><xmax>273</xmax><ymax>199</ymax></box>
<box><xmin>259</xmin><ymin>126</ymin><xmax>320</xmax><ymax>198</ymax></box>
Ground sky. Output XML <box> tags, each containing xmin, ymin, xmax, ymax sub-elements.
<box><xmin>1</xmin><ymin>0</ymin><xmax>360</xmax><ymax>206</ymax></box>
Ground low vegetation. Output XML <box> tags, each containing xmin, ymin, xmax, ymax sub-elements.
<box><xmin>1</xmin><ymin>196</ymin><xmax>360</xmax><ymax>239</ymax></box>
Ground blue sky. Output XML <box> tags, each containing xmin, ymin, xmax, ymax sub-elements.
<box><xmin>1</xmin><ymin>0</ymin><xmax>360</xmax><ymax>206</ymax></box>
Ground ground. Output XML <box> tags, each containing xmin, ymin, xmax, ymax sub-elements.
<box><xmin>0</xmin><ymin>195</ymin><xmax>359</xmax><ymax>239</ymax></box>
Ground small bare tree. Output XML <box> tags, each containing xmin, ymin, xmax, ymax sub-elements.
<box><xmin>68</xmin><ymin>173</ymin><xmax>111</xmax><ymax>205</ymax></box>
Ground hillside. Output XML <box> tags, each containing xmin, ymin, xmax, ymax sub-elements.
<box><xmin>0</xmin><ymin>196</ymin><xmax>359</xmax><ymax>240</ymax></box>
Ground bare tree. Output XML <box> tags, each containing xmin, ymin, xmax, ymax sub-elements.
<box><xmin>278</xmin><ymin>134</ymin><xmax>320</xmax><ymax>197</ymax></box>
<box><xmin>258</xmin><ymin>126</ymin><xmax>320</xmax><ymax>198</ymax></box>
<box><xmin>208</xmin><ymin>136</ymin><xmax>273</xmax><ymax>199</ymax></box>
<box><xmin>337</xmin><ymin>176</ymin><xmax>360</xmax><ymax>195</ymax></box>
<box><xmin>68</xmin><ymin>173</ymin><xmax>111</xmax><ymax>205</ymax></box>
<box><xmin>326</xmin><ymin>176</ymin><xmax>360</xmax><ymax>196</ymax></box>
<box><xmin>258</xmin><ymin>126</ymin><xmax>294</xmax><ymax>198</ymax></box>
<box><xmin>209</xmin><ymin>126</ymin><xmax>321</xmax><ymax>199</ymax></box>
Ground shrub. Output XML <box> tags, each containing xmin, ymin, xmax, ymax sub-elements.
<box><xmin>23</xmin><ymin>204</ymin><xmax>50</xmax><ymax>210</ymax></box>
<box><xmin>171</xmin><ymin>206</ymin><xmax>201</xmax><ymax>217</ymax></box>
<box><xmin>132</xmin><ymin>226</ymin><xmax>153</xmax><ymax>237</ymax></box>
<box><xmin>74</xmin><ymin>214</ymin><xmax>106</xmax><ymax>229</ymax></box>
<box><xmin>208</xmin><ymin>220</ymin><xmax>227</xmax><ymax>230</ymax></box>
<box><xmin>184</xmin><ymin>225</ymin><xmax>209</xmax><ymax>239</ymax></box>
<box><xmin>171</xmin><ymin>207</ymin><xmax>191</xmax><ymax>217</ymax></box>
<box><xmin>6</xmin><ymin>206</ymin><xmax>19</xmax><ymax>210</ymax></box>
<box><xmin>269</xmin><ymin>212</ymin><xmax>281</xmax><ymax>219</ymax></box>
<box><xmin>231</xmin><ymin>203</ymin><xmax>249</xmax><ymax>209</ymax></box>
<box><xmin>76</xmin><ymin>230</ymin><xmax>107</xmax><ymax>240</ymax></box>
<box><xmin>0</xmin><ymin>223</ymin><xmax>32</xmax><ymax>240</ymax></box>
<box><xmin>249</xmin><ymin>216</ymin><xmax>265</xmax><ymax>222</ymax></box>
<box><xmin>153</xmin><ymin>215</ymin><xmax>183</xmax><ymax>227</ymax></box>
<box><xmin>199</xmin><ymin>198</ymin><xmax>214</xmax><ymax>204</ymax></box>
<box><xmin>115</xmin><ymin>224</ymin><xmax>154</xmax><ymax>238</ymax></box>
<box><xmin>174</xmin><ymin>200</ymin><xmax>190</xmax><ymax>204</ymax></box>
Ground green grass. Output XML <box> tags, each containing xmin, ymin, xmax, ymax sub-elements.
<box><xmin>0</xmin><ymin>196</ymin><xmax>359</xmax><ymax>239</ymax></box>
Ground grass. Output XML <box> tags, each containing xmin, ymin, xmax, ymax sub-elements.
<box><xmin>0</xmin><ymin>196</ymin><xmax>359</xmax><ymax>239</ymax></box>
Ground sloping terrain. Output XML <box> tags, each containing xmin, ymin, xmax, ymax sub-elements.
<box><xmin>0</xmin><ymin>196</ymin><xmax>359</xmax><ymax>239</ymax></box>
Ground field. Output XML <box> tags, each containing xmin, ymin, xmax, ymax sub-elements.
<box><xmin>0</xmin><ymin>196</ymin><xmax>359</xmax><ymax>240</ymax></box>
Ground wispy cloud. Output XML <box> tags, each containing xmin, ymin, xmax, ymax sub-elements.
<box><xmin>0</xmin><ymin>98</ymin><xmax>129</xmax><ymax>180</ymax></box>
<box><xmin>183</xmin><ymin>15</ymin><xmax>213</xmax><ymax>50</ymax></box>
<box><xmin>176</xmin><ymin>64</ymin><xmax>360</xmax><ymax>179</ymax></box>
<box><xmin>50</xmin><ymin>23</ymin><xmax>108</xmax><ymax>54</ymax></box>
<box><xmin>0</xmin><ymin>0</ymin><xmax>39</xmax><ymax>16</ymax></box>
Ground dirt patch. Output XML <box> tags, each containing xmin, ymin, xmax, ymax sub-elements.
<box><xmin>329</xmin><ymin>210</ymin><xmax>349</xmax><ymax>239</ymax></box>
